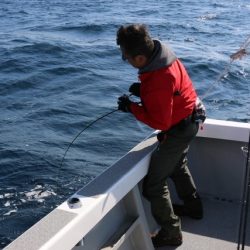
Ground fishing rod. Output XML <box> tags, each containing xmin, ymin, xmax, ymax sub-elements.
<box><xmin>59</xmin><ymin>108</ymin><xmax>119</xmax><ymax>169</ymax></box>
<box><xmin>237</xmin><ymin>132</ymin><xmax>250</xmax><ymax>250</ymax></box>
<box><xmin>241</xmin><ymin>135</ymin><xmax>250</xmax><ymax>250</ymax></box>
<box><xmin>53</xmin><ymin>108</ymin><xmax>119</xmax><ymax>201</ymax></box>
<box><xmin>59</xmin><ymin>93</ymin><xmax>134</xmax><ymax>170</ymax></box>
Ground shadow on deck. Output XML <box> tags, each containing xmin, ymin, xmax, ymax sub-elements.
<box><xmin>157</xmin><ymin>197</ymin><xmax>250</xmax><ymax>250</ymax></box>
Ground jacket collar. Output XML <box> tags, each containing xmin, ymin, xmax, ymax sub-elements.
<box><xmin>138</xmin><ymin>40</ymin><xmax>177</xmax><ymax>74</ymax></box>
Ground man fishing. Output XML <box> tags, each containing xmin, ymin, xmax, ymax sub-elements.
<box><xmin>116</xmin><ymin>24</ymin><xmax>205</xmax><ymax>247</ymax></box>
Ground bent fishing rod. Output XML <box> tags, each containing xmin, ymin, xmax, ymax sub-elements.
<box><xmin>59</xmin><ymin>93</ymin><xmax>133</xmax><ymax>170</ymax></box>
<box><xmin>53</xmin><ymin>108</ymin><xmax>119</xmax><ymax>199</ymax></box>
<box><xmin>60</xmin><ymin>108</ymin><xmax>119</xmax><ymax>169</ymax></box>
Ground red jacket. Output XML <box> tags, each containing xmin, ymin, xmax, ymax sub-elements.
<box><xmin>130</xmin><ymin>59</ymin><xmax>197</xmax><ymax>131</ymax></box>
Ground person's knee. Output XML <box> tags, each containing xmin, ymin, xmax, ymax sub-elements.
<box><xmin>142</xmin><ymin>179</ymin><xmax>169</xmax><ymax>201</ymax></box>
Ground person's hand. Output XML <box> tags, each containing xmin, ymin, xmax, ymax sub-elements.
<box><xmin>117</xmin><ymin>95</ymin><xmax>131</xmax><ymax>112</ymax></box>
<box><xmin>129</xmin><ymin>82</ymin><xmax>140</xmax><ymax>97</ymax></box>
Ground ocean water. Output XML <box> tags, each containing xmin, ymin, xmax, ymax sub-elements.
<box><xmin>0</xmin><ymin>0</ymin><xmax>249</xmax><ymax>247</ymax></box>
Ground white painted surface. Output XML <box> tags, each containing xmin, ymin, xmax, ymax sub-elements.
<box><xmin>198</xmin><ymin>119</ymin><xmax>250</xmax><ymax>142</ymax></box>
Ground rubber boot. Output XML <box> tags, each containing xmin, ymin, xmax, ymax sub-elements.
<box><xmin>173</xmin><ymin>193</ymin><xmax>203</xmax><ymax>219</ymax></box>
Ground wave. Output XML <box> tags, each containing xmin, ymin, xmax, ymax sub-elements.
<box><xmin>12</xmin><ymin>42</ymin><xmax>65</xmax><ymax>55</ymax></box>
<box><xmin>198</xmin><ymin>13</ymin><xmax>218</xmax><ymax>21</ymax></box>
<box><xmin>58</xmin><ymin>24</ymin><xmax>108</xmax><ymax>33</ymax></box>
<box><xmin>30</xmin><ymin>23</ymin><xmax>119</xmax><ymax>35</ymax></box>
<box><xmin>44</xmin><ymin>66</ymin><xmax>84</xmax><ymax>76</ymax></box>
<box><xmin>0</xmin><ymin>59</ymin><xmax>32</xmax><ymax>73</ymax></box>
<box><xmin>0</xmin><ymin>78</ymin><xmax>37</xmax><ymax>96</ymax></box>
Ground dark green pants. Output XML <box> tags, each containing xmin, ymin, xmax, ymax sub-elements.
<box><xmin>143</xmin><ymin>121</ymin><xmax>199</xmax><ymax>237</ymax></box>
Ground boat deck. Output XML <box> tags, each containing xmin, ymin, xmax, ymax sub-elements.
<box><xmin>156</xmin><ymin>197</ymin><xmax>250</xmax><ymax>250</ymax></box>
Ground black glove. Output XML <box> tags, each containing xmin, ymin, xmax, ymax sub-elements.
<box><xmin>193</xmin><ymin>98</ymin><xmax>206</xmax><ymax>124</ymax></box>
<box><xmin>129</xmin><ymin>82</ymin><xmax>140</xmax><ymax>97</ymax></box>
<box><xmin>117</xmin><ymin>94</ymin><xmax>131</xmax><ymax>112</ymax></box>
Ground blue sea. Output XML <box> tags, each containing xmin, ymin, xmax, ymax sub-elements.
<box><xmin>0</xmin><ymin>0</ymin><xmax>249</xmax><ymax>247</ymax></box>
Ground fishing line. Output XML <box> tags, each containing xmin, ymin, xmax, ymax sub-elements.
<box><xmin>200</xmin><ymin>34</ymin><xmax>250</xmax><ymax>101</ymax></box>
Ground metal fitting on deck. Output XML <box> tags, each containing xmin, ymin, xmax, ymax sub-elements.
<box><xmin>67</xmin><ymin>197</ymin><xmax>82</xmax><ymax>209</ymax></box>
